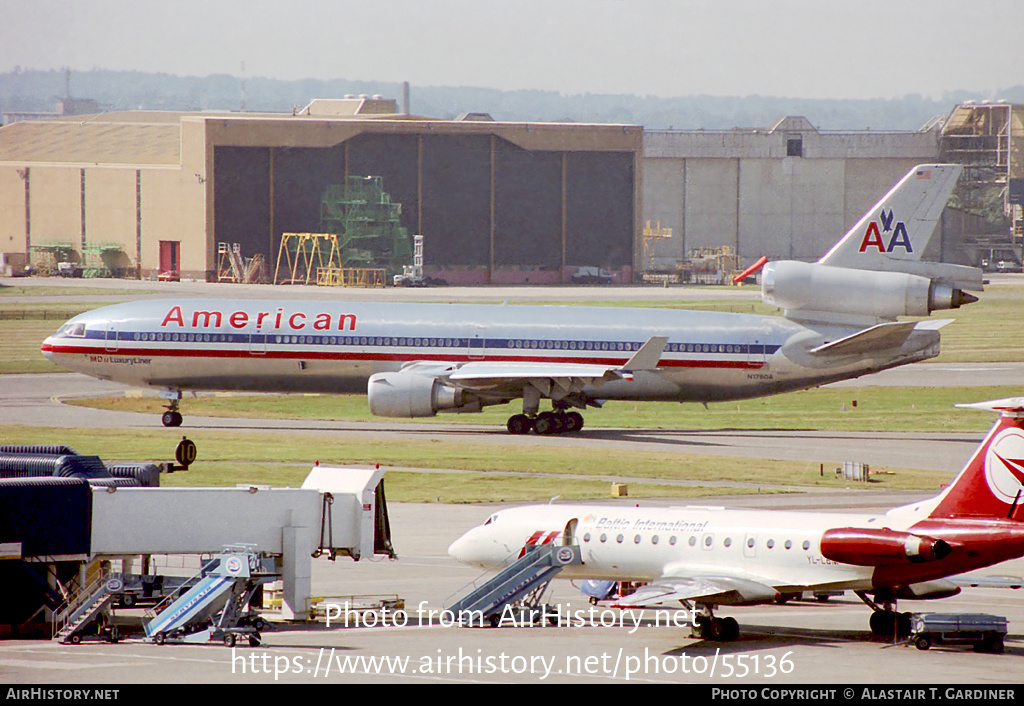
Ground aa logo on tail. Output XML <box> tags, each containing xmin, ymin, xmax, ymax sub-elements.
<box><xmin>984</xmin><ymin>428</ymin><xmax>1024</xmax><ymax>504</ymax></box>
<box><xmin>858</xmin><ymin>209</ymin><xmax>913</xmax><ymax>253</ymax></box>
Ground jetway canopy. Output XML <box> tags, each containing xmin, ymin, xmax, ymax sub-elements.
<box><xmin>85</xmin><ymin>465</ymin><xmax>390</xmax><ymax>620</ymax></box>
<box><xmin>91</xmin><ymin>465</ymin><xmax>389</xmax><ymax>559</ymax></box>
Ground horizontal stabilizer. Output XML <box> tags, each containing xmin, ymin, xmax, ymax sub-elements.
<box><xmin>622</xmin><ymin>336</ymin><xmax>668</xmax><ymax>371</ymax></box>
<box><xmin>809</xmin><ymin>321</ymin><xmax>918</xmax><ymax>356</ymax></box>
<box><xmin>949</xmin><ymin>574</ymin><xmax>1024</xmax><ymax>589</ymax></box>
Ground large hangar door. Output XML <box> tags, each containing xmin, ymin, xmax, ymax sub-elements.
<box><xmin>421</xmin><ymin>134</ymin><xmax>491</xmax><ymax>268</ymax></box>
<box><xmin>213</xmin><ymin>147</ymin><xmax>271</xmax><ymax>264</ymax></box>
<box><xmin>493</xmin><ymin>140</ymin><xmax>562</xmax><ymax>272</ymax></box>
<box><xmin>565</xmin><ymin>152</ymin><xmax>635</xmax><ymax>270</ymax></box>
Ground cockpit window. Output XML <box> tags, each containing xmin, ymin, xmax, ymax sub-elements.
<box><xmin>69</xmin><ymin>323</ymin><xmax>87</xmax><ymax>337</ymax></box>
<box><xmin>484</xmin><ymin>514</ymin><xmax>497</xmax><ymax>526</ymax></box>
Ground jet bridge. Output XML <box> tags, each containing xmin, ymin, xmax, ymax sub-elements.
<box><xmin>89</xmin><ymin>466</ymin><xmax>391</xmax><ymax>620</ymax></box>
<box><xmin>2</xmin><ymin>461</ymin><xmax>393</xmax><ymax>635</ymax></box>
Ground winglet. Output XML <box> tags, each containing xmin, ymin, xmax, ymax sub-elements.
<box><xmin>622</xmin><ymin>336</ymin><xmax>668</xmax><ymax>371</ymax></box>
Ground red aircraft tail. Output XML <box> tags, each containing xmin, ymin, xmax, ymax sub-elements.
<box><xmin>929</xmin><ymin>399</ymin><xmax>1024</xmax><ymax>520</ymax></box>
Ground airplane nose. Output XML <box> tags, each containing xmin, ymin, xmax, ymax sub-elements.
<box><xmin>41</xmin><ymin>334</ymin><xmax>56</xmax><ymax>361</ymax></box>
<box><xmin>448</xmin><ymin>534</ymin><xmax>471</xmax><ymax>562</ymax></box>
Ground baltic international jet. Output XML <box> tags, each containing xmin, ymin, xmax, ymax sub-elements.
<box><xmin>42</xmin><ymin>164</ymin><xmax>980</xmax><ymax>433</ymax></box>
<box><xmin>448</xmin><ymin>398</ymin><xmax>1024</xmax><ymax>644</ymax></box>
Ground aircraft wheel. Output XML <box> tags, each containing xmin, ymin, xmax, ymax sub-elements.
<box><xmin>562</xmin><ymin>412</ymin><xmax>584</xmax><ymax>433</ymax></box>
<box><xmin>915</xmin><ymin>636</ymin><xmax>931</xmax><ymax>650</ymax></box>
<box><xmin>721</xmin><ymin>616</ymin><xmax>739</xmax><ymax>641</ymax></box>
<box><xmin>869</xmin><ymin>611</ymin><xmax>895</xmax><ymax>638</ymax></box>
<box><xmin>507</xmin><ymin>414</ymin><xmax>533</xmax><ymax>435</ymax></box>
<box><xmin>707</xmin><ymin>618</ymin><xmax>726</xmax><ymax>641</ymax></box>
<box><xmin>691</xmin><ymin>615</ymin><xmax>708</xmax><ymax>639</ymax></box>
<box><xmin>533</xmin><ymin>412</ymin><xmax>560</xmax><ymax>435</ymax></box>
<box><xmin>161</xmin><ymin>411</ymin><xmax>182</xmax><ymax>427</ymax></box>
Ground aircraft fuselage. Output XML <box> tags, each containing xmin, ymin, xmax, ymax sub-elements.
<box><xmin>449</xmin><ymin>503</ymin><xmax>1024</xmax><ymax>595</ymax></box>
<box><xmin>41</xmin><ymin>298</ymin><xmax>939</xmax><ymax>404</ymax></box>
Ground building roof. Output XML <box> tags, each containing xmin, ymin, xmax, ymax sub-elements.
<box><xmin>0</xmin><ymin>118</ymin><xmax>181</xmax><ymax>166</ymax></box>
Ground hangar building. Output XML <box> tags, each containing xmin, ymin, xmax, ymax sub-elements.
<box><xmin>0</xmin><ymin>98</ymin><xmax>641</xmax><ymax>284</ymax></box>
<box><xmin>641</xmin><ymin>117</ymin><xmax>943</xmax><ymax>272</ymax></box>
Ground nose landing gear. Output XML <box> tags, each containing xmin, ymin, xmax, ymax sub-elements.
<box><xmin>161</xmin><ymin>391</ymin><xmax>183</xmax><ymax>427</ymax></box>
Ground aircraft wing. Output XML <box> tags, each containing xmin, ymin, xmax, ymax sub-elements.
<box><xmin>449</xmin><ymin>362</ymin><xmax>626</xmax><ymax>384</ymax></box>
<box><xmin>445</xmin><ymin>336</ymin><xmax>669</xmax><ymax>392</ymax></box>
<box><xmin>610</xmin><ymin>573</ymin><xmax>780</xmax><ymax>608</ymax></box>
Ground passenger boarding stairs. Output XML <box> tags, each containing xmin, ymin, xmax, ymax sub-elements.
<box><xmin>144</xmin><ymin>545</ymin><xmax>277</xmax><ymax>645</ymax></box>
<box><xmin>53</xmin><ymin>572</ymin><xmax>116</xmax><ymax>643</ymax></box>
<box><xmin>445</xmin><ymin>543</ymin><xmax>581</xmax><ymax>625</ymax></box>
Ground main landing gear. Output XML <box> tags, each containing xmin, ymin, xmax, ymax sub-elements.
<box><xmin>856</xmin><ymin>591</ymin><xmax>911</xmax><ymax>639</ymax></box>
<box><xmin>506</xmin><ymin>410</ymin><xmax>584</xmax><ymax>435</ymax></box>
<box><xmin>692</xmin><ymin>606</ymin><xmax>740</xmax><ymax>642</ymax></box>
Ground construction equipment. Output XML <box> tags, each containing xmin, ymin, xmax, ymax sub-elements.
<box><xmin>274</xmin><ymin>177</ymin><xmax>414</xmax><ymax>285</ymax></box>
<box><xmin>393</xmin><ymin>235</ymin><xmax>425</xmax><ymax>286</ymax></box>
<box><xmin>320</xmin><ymin>176</ymin><xmax>412</xmax><ymax>275</ymax></box>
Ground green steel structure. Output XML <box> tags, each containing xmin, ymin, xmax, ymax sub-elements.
<box><xmin>320</xmin><ymin>176</ymin><xmax>412</xmax><ymax>274</ymax></box>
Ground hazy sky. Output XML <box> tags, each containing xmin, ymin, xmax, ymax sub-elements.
<box><xmin>2</xmin><ymin>0</ymin><xmax>1022</xmax><ymax>100</ymax></box>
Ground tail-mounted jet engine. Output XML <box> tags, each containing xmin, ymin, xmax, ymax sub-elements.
<box><xmin>820</xmin><ymin>527</ymin><xmax>953</xmax><ymax>566</ymax></box>
<box><xmin>762</xmin><ymin>261</ymin><xmax>978</xmax><ymax>321</ymax></box>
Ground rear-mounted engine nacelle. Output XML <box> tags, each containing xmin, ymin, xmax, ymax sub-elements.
<box><xmin>820</xmin><ymin>527</ymin><xmax>952</xmax><ymax>566</ymax></box>
<box><xmin>368</xmin><ymin>372</ymin><xmax>463</xmax><ymax>418</ymax></box>
<box><xmin>762</xmin><ymin>261</ymin><xmax>977</xmax><ymax>320</ymax></box>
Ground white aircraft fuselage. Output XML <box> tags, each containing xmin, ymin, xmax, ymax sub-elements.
<box><xmin>41</xmin><ymin>297</ymin><xmax>938</xmax><ymax>403</ymax></box>
<box><xmin>449</xmin><ymin>502</ymin><xmax>1022</xmax><ymax>594</ymax></box>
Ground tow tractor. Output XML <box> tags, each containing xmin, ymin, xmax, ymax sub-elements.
<box><xmin>144</xmin><ymin>545</ymin><xmax>277</xmax><ymax>647</ymax></box>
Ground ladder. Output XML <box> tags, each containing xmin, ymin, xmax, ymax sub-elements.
<box><xmin>444</xmin><ymin>543</ymin><xmax>581</xmax><ymax>625</ymax></box>
<box><xmin>53</xmin><ymin>574</ymin><xmax>115</xmax><ymax>643</ymax></box>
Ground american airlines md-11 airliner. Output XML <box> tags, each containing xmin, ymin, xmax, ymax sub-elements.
<box><xmin>448</xmin><ymin>398</ymin><xmax>1024</xmax><ymax>645</ymax></box>
<box><xmin>42</xmin><ymin>164</ymin><xmax>981</xmax><ymax>433</ymax></box>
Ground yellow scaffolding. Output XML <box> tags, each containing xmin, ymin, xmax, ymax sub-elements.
<box><xmin>316</xmin><ymin>267</ymin><xmax>386</xmax><ymax>287</ymax></box>
<box><xmin>274</xmin><ymin>233</ymin><xmax>341</xmax><ymax>285</ymax></box>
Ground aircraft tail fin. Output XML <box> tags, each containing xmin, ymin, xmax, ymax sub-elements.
<box><xmin>818</xmin><ymin>164</ymin><xmax>980</xmax><ymax>291</ymax></box>
<box><xmin>928</xmin><ymin>399</ymin><xmax>1024</xmax><ymax>521</ymax></box>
